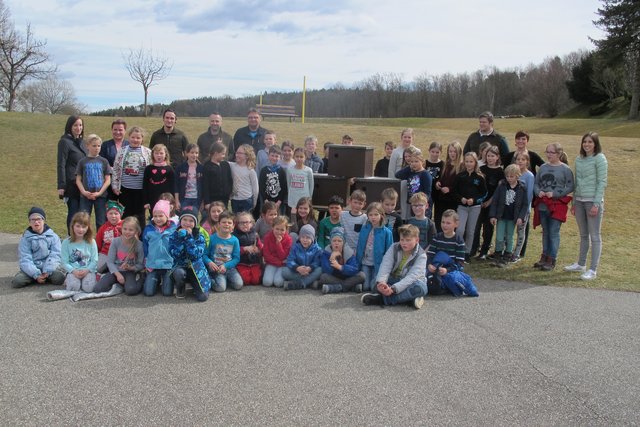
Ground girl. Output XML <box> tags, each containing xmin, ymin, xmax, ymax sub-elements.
<box><xmin>96</xmin><ymin>200</ymin><xmax>124</xmax><ymax>273</ymax></box>
<box><xmin>61</xmin><ymin>212</ymin><xmax>98</xmax><ymax>292</ymax></box>
<box><xmin>453</xmin><ymin>152</ymin><xmax>487</xmax><ymax>261</ymax></box>
<box><xmin>388</xmin><ymin>128</ymin><xmax>414</xmax><ymax>178</ymax></box>
<box><xmin>262</xmin><ymin>216</ymin><xmax>293</xmax><ymax>288</ymax></box>
<box><xmin>319</xmin><ymin>227</ymin><xmax>366</xmax><ymax>294</ymax></box>
<box><xmin>158</xmin><ymin>192</ymin><xmax>179</xmax><ymax>225</ymax></box>
<box><xmin>202</xmin><ymin>141</ymin><xmax>233</xmax><ymax>208</ymax></box>
<box><xmin>170</xmin><ymin>210</ymin><xmax>211</xmax><ymax>301</ymax></box>
<box><xmin>95</xmin><ymin>216</ymin><xmax>145</xmax><ymax>295</ymax></box>
<box><xmin>112</xmin><ymin>126</ymin><xmax>152</xmax><ymax>227</ymax></box>
<box><xmin>289</xmin><ymin>197</ymin><xmax>318</xmax><ymax>242</ymax></box>
<box><xmin>282</xmin><ymin>224</ymin><xmax>323</xmax><ymax>290</ymax></box>
<box><xmin>175</xmin><ymin>143</ymin><xmax>204</xmax><ymax>213</ymax></box>
<box><xmin>143</xmin><ymin>144</ymin><xmax>176</xmax><ymax>217</ymax></box>
<box><xmin>202</xmin><ymin>201</ymin><xmax>226</xmax><ymax>236</ymax></box>
<box><xmin>477</xmin><ymin>141</ymin><xmax>492</xmax><ymax>167</ymax></box>
<box><xmin>255</xmin><ymin>200</ymin><xmax>278</xmax><ymax>239</ymax></box>
<box><xmin>564</xmin><ymin>132</ymin><xmax>608</xmax><ymax>280</ymax></box>
<box><xmin>533</xmin><ymin>143</ymin><xmax>575</xmax><ymax>271</ymax></box>
<box><xmin>476</xmin><ymin>146</ymin><xmax>505</xmax><ymax>259</ymax></box>
<box><xmin>512</xmin><ymin>152</ymin><xmax>535</xmax><ymax>261</ymax></box>
<box><xmin>278</xmin><ymin>140</ymin><xmax>296</xmax><ymax>169</ymax></box>
<box><xmin>286</xmin><ymin>148</ymin><xmax>314</xmax><ymax>213</ymax></box>
<box><xmin>395</xmin><ymin>146</ymin><xmax>433</xmax><ymax>219</ymax></box>
<box><xmin>434</xmin><ymin>141</ymin><xmax>464</xmax><ymax>231</ymax></box>
<box><xmin>230</xmin><ymin>144</ymin><xmax>259</xmax><ymax>214</ymax></box>
<box><xmin>233</xmin><ymin>211</ymin><xmax>264</xmax><ymax>286</ymax></box>
<box><xmin>142</xmin><ymin>200</ymin><xmax>177</xmax><ymax>297</ymax></box>
<box><xmin>57</xmin><ymin>115</ymin><xmax>86</xmax><ymax>233</ymax></box>
<box><xmin>425</xmin><ymin>141</ymin><xmax>444</xmax><ymax>214</ymax></box>
<box><xmin>356</xmin><ymin>202</ymin><xmax>393</xmax><ymax>292</ymax></box>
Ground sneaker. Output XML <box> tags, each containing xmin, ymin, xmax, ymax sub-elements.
<box><xmin>581</xmin><ymin>269</ymin><xmax>597</xmax><ymax>280</ymax></box>
<box><xmin>464</xmin><ymin>254</ymin><xmax>471</xmax><ymax>264</ymax></box>
<box><xmin>175</xmin><ymin>284</ymin><xmax>185</xmax><ymax>299</ymax></box>
<box><xmin>413</xmin><ymin>296</ymin><xmax>424</xmax><ymax>310</ymax></box>
<box><xmin>322</xmin><ymin>284</ymin><xmax>342</xmax><ymax>294</ymax></box>
<box><xmin>354</xmin><ymin>283</ymin><xmax>363</xmax><ymax>293</ymax></box>
<box><xmin>475</xmin><ymin>253</ymin><xmax>487</xmax><ymax>260</ymax></box>
<box><xmin>510</xmin><ymin>255</ymin><xmax>521</xmax><ymax>263</ymax></box>
<box><xmin>487</xmin><ymin>252</ymin><xmax>499</xmax><ymax>261</ymax></box>
<box><xmin>564</xmin><ymin>263</ymin><xmax>586</xmax><ymax>272</ymax></box>
<box><xmin>361</xmin><ymin>293</ymin><xmax>383</xmax><ymax>306</ymax></box>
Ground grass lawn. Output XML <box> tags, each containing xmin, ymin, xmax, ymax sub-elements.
<box><xmin>1</xmin><ymin>112</ymin><xmax>637</xmax><ymax>291</ymax></box>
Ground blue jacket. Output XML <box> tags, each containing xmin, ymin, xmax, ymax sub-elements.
<box><xmin>17</xmin><ymin>226</ymin><xmax>62</xmax><ymax>279</ymax></box>
<box><xmin>286</xmin><ymin>241</ymin><xmax>322</xmax><ymax>270</ymax></box>
<box><xmin>356</xmin><ymin>222</ymin><xmax>393</xmax><ymax>277</ymax></box>
<box><xmin>175</xmin><ymin>162</ymin><xmax>204</xmax><ymax>205</ymax></box>
<box><xmin>169</xmin><ymin>228</ymin><xmax>211</xmax><ymax>293</ymax></box>
<box><xmin>142</xmin><ymin>222</ymin><xmax>176</xmax><ymax>269</ymax></box>
<box><xmin>321</xmin><ymin>243</ymin><xmax>360</xmax><ymax>278</ymax></box>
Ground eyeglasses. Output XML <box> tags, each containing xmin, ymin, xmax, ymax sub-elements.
<box><xmin>29</xmin><ymin>217</ymin><xmax>44</xmax><ymax>222</ymax></box>
<box><xmin>236</xmin><ymin>151</ymin><xmax>246</xmax><ymax>155</ymax></box>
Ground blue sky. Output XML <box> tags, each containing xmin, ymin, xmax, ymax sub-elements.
<box><xmin>7</xmin><ymin>0</ymin><xmax>604</xmax><ymax>112</ymax></box>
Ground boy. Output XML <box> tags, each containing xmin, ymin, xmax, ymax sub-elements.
<box><xmin>394</xmin><ymin>146</ymin><xmax>433</xmax><ymax>219</ymax></box>
<box><xmin>205</xmin><ymin>211</ymin><xmax>242</xmax><ymax>292</ymax></box>
<box><xmin>381</xmin><ymin>188</ymin><xmax>402</xmax><ymax>242</ymax></box>
<box><xmin>340</xmin><ymin>189</ymin><xmax>367</xmax><ymax>251</ymax></box>
<box><xmin>317</xmin><ymin>195</ymin><xmax>343</xmax><ymax>248</ymax></box>
<box><xmin>341</xmin><ymin>134</ymin><xmax>354</xmax><ymax>145</ymax></box>
<box><xmin>282</xmin><ymin>224</ymin><xmax>323</xmax><ymax>290</ymax></box>
<box><xmin>96</xmin><ymin>200</ymin><xmax>124</xmax><ymax>273</ymax></box>
<box><xmin>426</xmin><ymin>209</ymin><xmax>466</xmax><ymax>295</ymax></box>
<box><xmin>256</xmin><ymin>131</ymin><xmax>277</xmax><ymax>174</ymax></box>
<box><xmin>303</xmin><ymin>135</ymin><xmax>324</xmax><ymax>173</ymax></box>
<box><xmin>321</xmin><ymin>141</ymin><xmax>331</xmax><ymax>173</ymax></box>
<box><xmin>12</xmin><ymin>207</ymin><xmax>65</xmax><ymax>288</ymax></box>
<box><xmin>259</xmin><ymin>145</ymin><xmax>288</xmax><ymax>214</ymax></box>
<box><xmin>406</xmin><ymin>192</ymin><xmax>436</xmax><ymax>250</ymax></box>
<box><xmin>374</xmin><ymin>141</ymin><xmax>395</xmax><ymax>177</ymax></box>
<box><xmin>361</xmin><ymin>224</ymin><xmax>427</xmax><ymax>309</ymax></box>
<box><xmin>76</xmin><ymin>134</ymin><xmax>112</xmax><ymax>229</ymax></box>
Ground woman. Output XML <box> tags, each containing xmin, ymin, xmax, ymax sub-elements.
<box><xmin>502</xmin><ymin>130</ymin><xmax>544</xmax><ymax>175</ymax></box>
<box><xmin>99</xmin><ymin>118</ymin><xmax>128</xmax><ymax>167</ymax></box>
<box><xmin>57</xmin><ymin>115</ymin><xmax>86</xmax><ymax>233</ymax></box>
<box><xmin>564</xmin><ymin>132</ymin><xmax>608</xmax><ymax>280</ymax></box>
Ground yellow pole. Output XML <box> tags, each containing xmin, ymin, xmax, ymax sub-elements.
<box><xmin>259</xmin><ymin>94</ymin><xmax>263</xmax><ymax>105</ymax></box>
<box><xmin>302</xmin><ymin>76</ymin><xmax>307</xmax><ymax>124</ymax></box>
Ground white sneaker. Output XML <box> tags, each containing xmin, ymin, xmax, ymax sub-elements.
<box><xmin>413</xmin><ymin>296</ymin><xmax>425</xmax><ymax>310</ymax></box>
<box><xmin>564</xmin><ymin>262</ymin><xmax>586</xmax><ymax>272</ymax></box>
<box><xmin>581</xmin><ymin>270</ymin><xmax>597</xmax><ymax>280</ymax></box>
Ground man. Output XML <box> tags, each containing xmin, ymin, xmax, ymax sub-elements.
<box><xmin>303</xmin><ymin>135</ymin><xmax>323</xmax><ymax>173</ymax></box>
<box><xmin>463</xmin><ymin>111</ymin><xmax>509</xmax><ymax>158</ymax></box>
<box><xmin>230</xmin><ymin>108</ymin><xmax>269</xmax><ymax>162</ymax></box>
<box><xmin>150</xmin><ymin>109</ymin><xmax>189</xmax><ymax>168</ymax></box>
<box><xmin>196</xmin><ymin>112</ymin><xmax>233</xmax><ymax>163</ymax></box>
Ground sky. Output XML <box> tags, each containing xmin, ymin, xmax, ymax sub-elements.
<box><xmin>6</xmin><ymin>0</ymin><xmax>605</xmax><ymax>112</ymax></box>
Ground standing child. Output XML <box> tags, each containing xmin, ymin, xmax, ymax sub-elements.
<box><xmin>257</xmin><ymin>131</ymin><xmax>278</xmax><ymax>174</ymax></box>
<box><xmin>361</xmin><ymin>224</ymin><xmax>427</xmax><ymax>309</ymax></box>
<box><xmin>202</xmin><ymin>201</ymin><xmax>226</xmax><ymax>237</ymax></box>
<box><xmin>95</xmin><ymin>216</ymin><xmax>144</xmax><ymax>295</ymax></box>
<box><xmin>142</xmin><ymin>200</ymin><xmax>177</xmax><ymax>297</ymax></box>
<box><xmin>453</xmin><ymin>152</ymin><xmax>487</xmax><ymax>261</ymax></box>
<box><xmin>340</xmin><ymin>189</ymin><xmax>367</xmax><ymax>251</ymax></box>
<box><xmin>380</xmin><ymin>188</ymin><xmax>402</xmax><ymax>242</ymax></box>
<box><xmin>143</xmin><ymin>144</ymin><xmax>176</xmax><ymax>218</ymax></box>
<box><xmin>278</xmin><ymin>140</ymin><xmax>296</xmax><ymax>169</ymax></box>
<box><xmin>321</xmin><ymin>141</ymin><xmax>331</xmax><ymax>173</ymax></box>
<box><xmin>230</xmin><ymin>144</ymin><xmax>259</xmax><ymax>214</ymax></box>
<box><xmin>317</xmin><ymin>195</ymin><xmax>344</xmax><ymax>248</ymax></box>
<box><xmin>61</xmin><ymin>212</ymin><xmax>98</xmax><ymax>292</ymax></box>
<box><xmin>76</xmin><ymin>134</ymin><xmax>112</xmax><ymax>229</ymax></box>
<box><xmin>434</xmin><ymin>141</ymin><xmax>464</xmax><ymax>231</ymax></box>
<box><xmin>303</xmin><ymin>135</ymin><xmax>324</xmax><ymax>173</ymax></box>
<box><xmin>477</xmin><ymin>141</ymin><xmax>492</xmax><ymax>167</ymax></box>
<box><xmin>205</xmin><ymin>211</ymin><xmax>243</xmax><ymax>292</ymax></box>
<box><xmin>286</xmin><ymin>147</ymin><xmax>314</xmax><ymax>213</ymax></box>
<box><xmin>388</xmin><ymin>128</ymin><xmax>414</xmax><ymax>178</ymax></box>
<box><xmin>425</xmin><ymin>142</ymin><xmax>444</xmax><ymax>219</ymax></box>
<box><xmin>289</xmin><ymin>197</ymin><xmax>318</xmax><ymax>241</ymax></box>
<box><xmin>96</xmin><ymin>201</ymin><xmax>124</xmax><ymax>273</ymax></box>
<box><xmin>374</xmin><ymin>141</ymin><xmax>395</xmax><ymax>177</ymax></box>
<box><xmin>475</xmin><ymin>146</ymin><xmax>505</xmax><ymax>259</ymax></box>
<box><xmin>234</xmin><ymin>212</ymin><xmax>263</xmax><ymax>286</ymax></box>
<box><xmin>202</xmin><ymin>141</ymin><xmax>233</xmax><ymax>209</ymax></box>
<box><xmin>282</xmin><ymin>224</ymin><xmax>323</xmax><ymax>290</ymax></box>
<box><xmin>262</xmin><ymin>216</ymin><xmax>293</xmax><ymax>288</ymax></box>
<box><xmin>512</xmin><ymin>152</ymin><xmax>535</xmax><ymax>262</ymax></box>
<box><xmin>255</xmin><ymin>200</ymin><xmax>278</xmax><ymax>239</ymax></box>
<box><xmin>406</xmin><ymin>192</ymin><xmax>437</xmax><ymax>250</ymax></box>
<box><xmin>175</xmin><ymin>143</ymin><xmax>204</xmax><ymax>214</ymax></box>
<box><xmin>395</xmin><ymin>146</ymin><xmax>433</xmax><ymax>218</ymax></box>
<box><xmin>356</xmin><ymin>202</ymin><xmax>393</xmax><ymax>292</ymax></box>
<box><xmin>259</xmin><ymin>145</ymin><xmax>287</xmax><ymax>214</ymax></box>
<box><xmin>319</xmin><ymin>227</ymin><xmax>366</xmax><ymax>294</ymax></box>
<box><xmin>170</xmin><ymin>209</ymin><xmax>211</xmax><ymax>301</ymax></box>
<box><xmin>12</xmin><ymin>207</ymin><xmax>65</xmax><ymax>288</ymax></box>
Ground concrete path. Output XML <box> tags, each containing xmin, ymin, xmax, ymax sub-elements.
<box><xmin>0</xmin><ymin>233</ymin><xmax>638</xmax><ymax>425</ymax></box>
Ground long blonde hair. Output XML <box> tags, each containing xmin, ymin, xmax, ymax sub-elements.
<box><xmin>239</xmin><ymin>144</ymin><xmax>256</xmax><ymax>169</ymax></box>
<box><xmin>445</xmin><ymin>140</ymin><xmax>464</xmax><ymax>174</ymax></box>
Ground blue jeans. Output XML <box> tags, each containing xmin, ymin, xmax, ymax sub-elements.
<box><xmin>143</xmin><ymin>269</ymin><xmax>173</xmax><ymax>296</ymax></box>
<box><xmin>66</xmin><ymin>197</ymin><xmax>81</xmax><ymax>234</ymax></box>
<box><xmin>212</xmin><ymin>267</ymin><xmax>243</xmax><ymax>292</ymax></box>
<box><xmin>539</xmin><ymin>209</ymin><xmax>562</xmax><ymax>258</ymax></box>
<box><xmin>263</xmin><ymin>265</ymin><xmax>285</xmax><ymax>287</ymax></box>
<box><xmin>361</xmin><ymin>264</ymin><xmax>377</xmax><ymax>292</ymax></box>
<box><xmin>282</xmin><ymin>266</ymin><xmax>323</xmax><ymax>288</ymax></box>
<box><xmin>80</xmin><ymin>195</ymin><xmax>107</xmax><ymax>230</ymax></box>
<box><xmin>173</xmin><ymin>267</ymin><xmax>209</xmax><ymax>301</ymax></box>
<box><xmin>180</xmin><ymin>198</ymin><xmax>200</xmax><ymax>213</ymax></box>
<box><xmin>231</xmin><ymin>198</ymin><xmax>253</xmax><ymax>214</ymax></box>
<box><xmin>382</xmin><ymin>276</ymin><xmax>428</xmax><ymax>305</ymax></box>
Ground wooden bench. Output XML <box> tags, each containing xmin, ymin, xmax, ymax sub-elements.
<box><xmin>255</xmin><ymin>104</ymin><xmax>298</xmax><ymax>121</ymax></box>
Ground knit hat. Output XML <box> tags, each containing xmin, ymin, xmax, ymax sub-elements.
<box><xmin>299</xmin><ymin>224</ymin><xmax>315</xmax><ymax>241</ymax></box>
<box><xmin>330</xmin><ymin>226</ymin><xmax>345</xmax><ymax>242</ymax></box>
<box><xmin>179</xmin><ymin>206</ymin><xmax>199</xmax><ymax>228</ymax></box>
<box><xmin>28</xmin><ymin>206</ymin><xmax>46</xmax><ymax>220</ymax></box>
<box><xmin>153</xmin><ymin>200</ymin><xmax>171</xmax><ymax>219</ymax></box>
<box><xmin>106</xmin><ymin>200</ymin><xmax>124</xmax><ymax>214</ymax></box>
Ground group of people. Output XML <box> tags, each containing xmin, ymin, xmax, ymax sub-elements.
<box><xmin>13</xmin><ymin>110</ymin><xmax>607</xmax><ymax>307</ymax></box>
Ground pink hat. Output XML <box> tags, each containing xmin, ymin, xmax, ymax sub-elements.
<box><xmin>153</xmin><ymin>200</ymin><xmax>171</xmax><ymax>218</ymax></box>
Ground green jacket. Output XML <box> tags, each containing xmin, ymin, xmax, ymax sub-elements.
<box><xmin>574</xmin><ymin>153</ymin><xmax>608</xmax><ymax>207</ymax></box>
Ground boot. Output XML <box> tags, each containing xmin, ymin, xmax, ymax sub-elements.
<box><xmin>322</xmin><ymin>284</ymin><xmax>343</xmax><ymax>294</ymax></box>
<box><xmin>533</xmin><ymin>254</ymin><xmax>547</xmax><ymax>269</ymax></box>
<box><xmin>540</xmin><ymin>256</ymin><xmax>556</xmax><ymax>271</ymax></box>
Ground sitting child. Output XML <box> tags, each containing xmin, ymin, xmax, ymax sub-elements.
<box><xmin>282</xmin><ymin>224</ymin><xmax>322</xmax><ymax>290</ymax></box>
<box><xmin>319</xmin><ymin>227</ymin><xmax>366</xmax><ymax>294</ymax></box>
<box><xmin>356</xmin><ymin>202</ymin><xmax>393</xmax><ymax>291</ymax></box>
<box><xmin>12</xmin><ymin>207</ymin><xmax>65</xmax><ymax>288</ymax></box>
<box><xmin>95</xmin><ymin>201</ymin><xmax>124</xmax><ymax>273</ymax></box>
<box><xmin>142</xmin><ymin>200</ymin><xmax>177</xmax><ymax>297</ymax></box>
<box><xmin>234</xmin><ymin>211</ymin><xmax>264</xmax><ymax>286</ymax></box>
<box><xmin>205</xmin><ymin>211</ymin><xmax>243</xmax><ymax>292</ymax></box>
<box><xmin>317</xmin><ymin>195</ymin><xmax>343</xmax><ymax>248</ymax></box>
<box><xmin>262</xmin><ymin>215</ymin><xmax>293</xmax><ymax>288</ymax></box>
<box><xmin>61</xmin><ymin>212</ymin><xmax>98</xmax><ymax>293</ymax></box>
<box><xmin>255</xmin><ymin>200</ymin><xmax>278</xmax><ymax>240</ymax></box>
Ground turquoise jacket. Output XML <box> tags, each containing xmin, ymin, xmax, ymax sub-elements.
<box><xmin>574</xmin><ymin>153</ymin><xmax>608</xmax><ymax>207</ymax></box>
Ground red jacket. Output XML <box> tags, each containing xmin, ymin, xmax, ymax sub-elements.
<box><xmin>95</xmin><ymin>220</ymin><xmax>123</xmax><ymax>255</ymax></box>
<box><xmin>262</xmin><ymin>231</ymin><xmax>292</xmax><ymax>267</ymax></box>
<box><xmin>533</xmin><ymin>196</ymin><xmax>572</xmax><ymax>228</ymax></box>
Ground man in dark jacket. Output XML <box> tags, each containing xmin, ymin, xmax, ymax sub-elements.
<box><xmin>230</xmin><ymin>108</ymin><xmax>269</xmax><ymax>162</ymax></box>
<box><xmin>150</xmin><ymin>109</ymin><xmax>189</xmax><ymax>168</ymax></box>
<box><xmin>463</xmin><ymin>111</ymin><xmax>510</xmax><ymax>158</ymax></box>
<box><xmin>197</xmin><ymin>112</ymin><xmax>233</xmax><ymax>163</ymax></box>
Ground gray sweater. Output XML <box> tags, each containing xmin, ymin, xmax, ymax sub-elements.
<box><xmin>376</xmin><ymin>243</ymin><xmax>427</xmax><ymax>293</ymax></box>
<box><xmin>106</xmin><ymin>237</ymin><xmax>144</xmax><ymax>274</ymax></box>
<box><xmin>534</xmin><ymin>163</ymin><xmax>574</xmax><ymax>198</ymax></box>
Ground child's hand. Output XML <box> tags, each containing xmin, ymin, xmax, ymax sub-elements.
<box><xmin>208</xmin><ymin>261</ymin><xmax>218</xmax><ymax>272</ymax></box>
<box><xmin>144</xmin><ymin>204</ymin><xmax>150</xmax><ymax>210</ymax></box>
<box><xmin>376</xmin><ymin>282</ymin><xmax>393</xmax><ymax>296</ymax></box>
<box><xmin>516</xmin><ymin>218</ymin><xmax>523</xmax><ymax>226</ymax></box>
<box><xmin>490</xmin><ymin>218</ymin><xmax>497</xmax><ymax>225</ymax></box>
<box><xmin>330</xmin><ymin>258</ymin><xmax>341</xmax><ymax>270</ymax></box>
<box><xmin>589</xmin><ymin>205</ymin><xmax>599</xmax><ymax>217</ymax></box>
<box><xmin>275</xmin><ymin>234</ymin><xmax>283</xmax><ymax>242</ymax></box>
<box><xmin>440</xmin><ymin>186</ymin><xmax>449</xmax><ymax>194</ymax></box>
<box><xmin>114</xmin><ymin>272</ymin><xmax>125</xmax><ymax>285</ymax></box>
<box><xmin>36</xmin><ymin>273</ymin><xmax>48</xmax><ymax>284</ymax></box>
<box><xmin>438</xmin><ymin>267</ymin><xmax>447</xmax><ymax>276</ymax></box>
<box><xmin>178</xmin><ymin>228</ymin><xmax>189</xmax><ymax>237</ymax></box>
<box><xmin>146</xmin><ymin>267</ymin><xmax>153</xmax><ymax>273</ymax></box>
<box><xmin>291</xmin><ymin>207</ymin><xmax>297</xmax><ymax>215</ymax></box>
<box><xmin>467</xmin><ymin>198</ymin><xmax>474</xmax><ymax>206</ymax></box>
<box><xmin>428</xmin><ymin>264</ymin><xmax>436</xmax><ymax>273</ymax></box>
<box><xmin>218</xmin><ymin>265</ymin><xmax>226</xmax><ymax>274</ymax></box>
<box><xmin>74</xmin><ymin>269</ymin><xmax>87</xmax><ymax>279</ymax></box>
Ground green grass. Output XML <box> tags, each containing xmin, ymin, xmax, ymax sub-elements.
<box><xmin>1</xmin><ymin>112</ymin><xmax>637</xmax><ymax>291</ymax></box>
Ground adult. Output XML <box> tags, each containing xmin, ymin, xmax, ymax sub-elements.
<box><xmin>502</xmin><ymin>130</ymin><xmax>544</xmax><ymax>175</ymax></box>
<box><xmin>149</xmin><ymin>109</ymin><xmax>189</xmax><ymax>169</ymax></box>
<box><xmin>463</xmin><ymin>111</ymin><xmax>510</xmax><ymax>159</ymax></box>
<box><xmin>230</xmin><ymin>108</ymin><xmax>269</xmax><ymax>162</ymax></box>
<box><xmin>57</xmin><ymin>115</ymin><xmax>86</xmax><ymax>232</ymax></box>
<box><xmin>99</xmin><ymin>119</ymin><xmax>128</xmax><ymax>167</ymax></box>
<box><xmin>388</xmin><ymin>128</ymin><xmax>414</xmax><ymax>178</ymax></box>
<box><xmin>564</xmin><ymin>132</ymin><xmax>608</xmax><ymax>281</ymax></box>
<box><xmin>196</xmin><ymin>112</ymin><xmax>233</xmax><ymax>163</ymax></box>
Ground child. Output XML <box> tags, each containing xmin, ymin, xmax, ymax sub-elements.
<box><xmin>289</xmin><ymin>197</ymin><xmax>318</xmax><ymax>241</ymax></box>
<box><xmin>175</xmin><ymin>143</ymin><xmax>204</xmax><ymax>213</ymax></box>
<box><xmin>489</xmin><ymin>164</ymin><xmax>529</xmax><ymax>266</ymax></box>
<box><xmin>142</xmin><ymin>200</ymin><xmax>177</xmax><ymax>297</ymax></box>
<box><xmin>341</xmin><ymin>134</ymin><xmax>354</xmax><ymax>145</ymax></box>
<box><xmin>361</xmin><ymin>224</ymin><xmax>427</xmax><ymax>309</ymax></box>
<box><xmin>282</xmin><ymin>224</ymin><xmax>323</xmax><ymax>290</ymax></box>
<box><xmin>262</xmin><ymin>215</ymin><xmax>293</xmax><ymax>288</ymax></box>
<box><xmin>12</xmin><ymin>207</ymin><xmax>65</xmax><ymax>288</ymax></box>
<box><xmin>453</xmin><ymin>152</ymin><xmax>487</xmax><ymax>261</ymax></box>
<box><xmin>234</xmin><ymin>211</ymin><xmax>264</xmax><ymax>286</ymax></box>
<box><xmin>303</xmin><ymin>135</ymin><xmax>324</xmax><ymax>172</ymax></box>
<box><xmin>395</xmin><ymin>146</ymin><xmax>433</xmax><ymax>218</ymax></box>
<box><xmin>475</xmin><ymin>146</ymin><xmax>505</xmax><ymax>259</ymax></box>
<box><xmin>95</xmin><ymin>200</ymin><xmax>124</xmax><ymax>273</ymax></box>
<box><xmin>257</xmin><ymin>130</ymin><xmax>277</xmax><ymax>173</ymax></box>
<box><xmin>205</xmin><ymin>211</ymin><xmax>243</xmax><ymax>292</ymax></box>
<box><xmin>202</xmin><ymin>141</ymin><xmax>233</xmax><ymax>208</ymax></box>
<box><xmin>434</xmin><ymin>141</ymin><xmax>463</xmax><ymax>231</ymax></box>
<box><xmin>321</xmin><ymin>141</ymin><xmax>331</xmax><ymax>173</ymax></box>
<box><xmin>356</xmin><ymin>202</ymin><xmax>393</xmax><ymax>292</ymax></box>
<box><xmin>374</xmin><ymin>141</ymin><xmax>394</xmax><ymax>177</ymax></box>
<box><xmin>143</xmin><ymin>144</ymin><xmax>176</xmax><ymax>218</ymax></box>
<box><xmin>95</xmin><ymin>216</ymin><xmax>144</xmax><ymax>295</ymax></box>
<box><xmin>202</xmin><ymin>201</ymin><xmax>226</xmax><ymax>237</ymax></box>
<box><xmin>76</xmin><ymin>134</ymin><xmax>112</xmax><ymax>229</ymax></box>
<box><xmin>230</xmin><ymin>144</ymin><xmax>259</xmax><ymax>214</ymax></box>
<box><xmin>381</xmin><ymin>188</ymin><xmax>402</xmax><ymax>242</ymax></box>
<box><xmin>512</xmin><ymin>152</ymin><xmax>535</xmax><ymax>261</ymax></box>
<box><xmin>477</xmin><ymin>141</ymin><xmax>492</xmax><ymax>167</ymax></box>
<box><xmin>170</xmin><ymin>209</ymin><xmax>211</xmax><ymax>301</ymax></box>
<box><xmin>317</xmin><ymin>195</ymin><xmax>344</xmax><ymax>248</ymax></box>
<box><xmin>61</xmin><ymin>212</ymin><xmax>98</xmax><ymax>292</ymax></box>
<box><xmin>278</xmin><ymin>140</ymin><xmax>296</xmax><ymax>169</ymax></box>
<box><xmin>425</xmin><ymin>142</ymin><xmax>444</xmax><ymax>217</ymax></box>
<box><xmin>426</xmin><ymin>209</ymin><xmax>466</xmax><ymax>295</ymax></box>
<box><xmin>340</xmin><ymin>189</ymin><xmax>367</xmax><ymax>251</ymax></box>
<box><xmin>286</xmin><ymin>147</ymin><xmax>314</xmax><ymax>212</ymax></box>
<box><xmin>406</xmin><ymin>192</ymin><xmax>437</xmax><ymax>250</ymax></box>
<box><xmin>158</xmin><ymin>192</ymin><xmax>180</xmax><ymax>225</ymax></box>
<box><xmin>259</xmin><ymin>145</ymin><xmax>287</xmax><ymax>214</ymax></box>
<box><xmin>256</xmin><ymin>200</ymin><xmax>278</xmax><ymax>239</ymax></box>
<box><xmin>388</xmin><ymin>128</ymin><xmax>414</xmax><ymax>178</ymax></box>
<box><xmin>319</xmin><ymin>227</ymin><xmax>366</xmax><ymax>294</ymax></box>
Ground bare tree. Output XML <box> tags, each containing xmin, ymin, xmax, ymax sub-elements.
<box><xmin>123</xmin><ymin>47</ymin><xmax>173</xmax><ymax>117</ymax></box>
<box><xmin>18</xmin><ymin>75</ymin><xmax>82</xmax><ymax>114</ymax></box>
